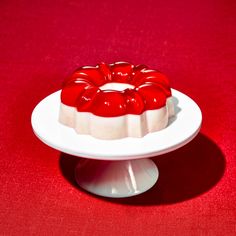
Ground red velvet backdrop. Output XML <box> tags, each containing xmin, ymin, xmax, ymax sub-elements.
<box><xmin>0</xmin><ymin>0</ymin><xmax>235</xmax><ymax>235</ymax></box>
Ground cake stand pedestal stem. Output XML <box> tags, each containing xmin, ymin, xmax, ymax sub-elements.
<box><xmin>75</xmin><ymin>158</ymin><xmax>159</xmax><ymax>198</ymax></box>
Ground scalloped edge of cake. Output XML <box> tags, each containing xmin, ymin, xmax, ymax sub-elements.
<box><xmin>59</xmin><ymin>97</ymin><xmax>174</xmax><ymax>140</ymax></box>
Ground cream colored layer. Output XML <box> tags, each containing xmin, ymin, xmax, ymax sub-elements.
<box><xmin>99</xmin><ymin>82</ymin><xmax>135</xmax><ymax>91</ymax></box>
<box><xmin>59</xmin><ymin>97</ymin><xmax>174</xmax><ymax>139</ymax></box>
<box><xmin>167</xmin><ymin>97</ymin><xmax>175</xmax><ymax>117</ymax></box>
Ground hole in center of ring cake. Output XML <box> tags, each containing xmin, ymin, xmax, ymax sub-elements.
<box><xmin>99</xmin><ymin>83</ymin><xmax>134</xmax><ymax>91</ymax></box>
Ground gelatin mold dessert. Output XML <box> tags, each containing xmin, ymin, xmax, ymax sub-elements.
<box><xmin>59</xmin><ymin>62</ymin><xmax>175</xmax><ymax>139</ymax></box>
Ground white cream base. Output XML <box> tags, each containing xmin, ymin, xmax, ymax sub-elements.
<box><xmin>59</xmin><ymin>97</ymin><xmax>174</xmax><ymax>140</ymax></box>
<box><xmin>99</xmin><ymin>82</ymin><xmax>135</xmax><ymax>91</ymax></box>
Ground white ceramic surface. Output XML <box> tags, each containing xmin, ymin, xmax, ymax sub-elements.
<box><xmin>31</xmin><ymin>89</ymin><xmax>201</xmax><ymax>198</ymax></box>
<box><xmin>75</xmin><ymin>158</ymin><xmax>158</xmax><ymax>198</ymax></box>
<box><xmin>31</xmin><ymin>89</ymin><xmax>202</xmax><ymax>161</ymax></box>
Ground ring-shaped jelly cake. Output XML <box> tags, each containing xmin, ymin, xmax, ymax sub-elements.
<box><xmin>59</xmin><ymin>62</ymin><xmax>175</xmax><ymax>139</ymax></box>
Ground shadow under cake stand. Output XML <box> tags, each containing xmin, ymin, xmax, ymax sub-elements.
<box><xmin>31</xmin><ymin>89</ymin><xmax>202</xmax><ymax>198</ymax></box>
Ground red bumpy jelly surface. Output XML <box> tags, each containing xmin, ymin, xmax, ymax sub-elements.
<box><xmin>61</xmin><ymin>62</ymin><xmax>172</xmax><ymax>117</ymax></box>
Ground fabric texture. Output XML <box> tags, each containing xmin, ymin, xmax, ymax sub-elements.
<box><xmin>0</xmin><ymin>0</ymin><xmax>235</xmax><ymax>235</ymax></box>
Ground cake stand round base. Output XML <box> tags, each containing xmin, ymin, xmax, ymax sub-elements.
<box><xmin>75</xmin><ymin>158</ymin><xmax>158</xmax><ymax>198</ymax></box>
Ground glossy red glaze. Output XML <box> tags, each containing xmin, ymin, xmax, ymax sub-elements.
<box><xmin>61</xmin><ymin>62</ymin><xmax>172</xmax><ymax>117</ymax></box>
<box><xmin>89</xmin><ymin>91</ymin><xmax>127</xmax><ymax>117</ymax></box>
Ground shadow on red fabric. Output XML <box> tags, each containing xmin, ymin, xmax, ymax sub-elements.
<box><xmin>59</xmin><ymin>133</ymin><xmax>225</xmax><ymax>205</ymax></box>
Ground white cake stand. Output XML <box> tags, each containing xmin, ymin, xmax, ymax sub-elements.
<box><xmin>31</xmin><ymin>89</ymin><xmax>202</xmax><ymax>198</ymax></box>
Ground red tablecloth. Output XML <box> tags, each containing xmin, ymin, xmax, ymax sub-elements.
<box><xmin>1</xmin><ymin>0</ymin><xmax>235</xmax><ymax>235</ymax></box>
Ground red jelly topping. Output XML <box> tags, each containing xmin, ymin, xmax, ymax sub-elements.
<box><xmin>61</xmin><ymin>62</ymin><xmax>172</xmax><ymax>117</ymax></box>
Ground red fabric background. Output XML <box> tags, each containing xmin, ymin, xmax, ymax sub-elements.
<box><xmin>0</xmin><ymin>0</ymin><xmax>236</xmax><ymax>235</ymax></box>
